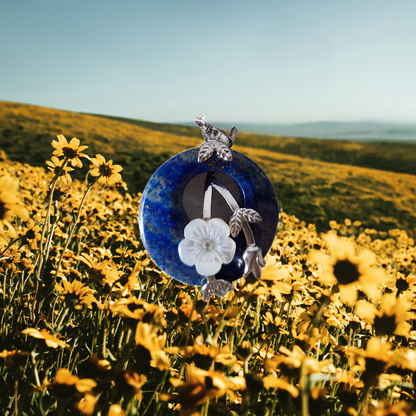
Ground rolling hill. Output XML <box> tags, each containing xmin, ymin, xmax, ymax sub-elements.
<box><xmin>2</xmin><ymin>100</ymin><xmax>416</xmax><ymax>235</ymax></box>
<box><xmin>91</xmin><ymin>112</ymin><xmax>416</xmax><ymax>177</ymax></box>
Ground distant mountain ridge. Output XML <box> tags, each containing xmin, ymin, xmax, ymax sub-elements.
<box><xmin>186</xmin><ymin>121</ymin><xmax>416</xmax><ymax>142</ymax></box>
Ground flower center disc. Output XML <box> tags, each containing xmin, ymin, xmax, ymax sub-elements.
<box><xmin>202</xmin><ymin>239</ymin><xmax>214</xmax><ymax>251</ymax></box>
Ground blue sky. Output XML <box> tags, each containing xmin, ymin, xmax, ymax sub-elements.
<box><xmin>1</xmin><ymin>0</ymin><xmax>415</xmax><ymax>124</ymax></box>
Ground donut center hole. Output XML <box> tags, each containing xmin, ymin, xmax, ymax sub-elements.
<box><xmin>183</xmin><ymin>172</ymin><xmax>243</xmax><ymax>222</ymax></box>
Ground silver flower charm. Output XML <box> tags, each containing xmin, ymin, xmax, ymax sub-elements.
<box><xmin>202</xmin><ymin>275</ymin><xmax>235</xmax><ymax>301</ymax></box>
<box><xmin>178</xmin><ymin>218</ymin><xmax>236</xmax><ymax>276</ymax></box>
<box><xmin>243</xmin><ymin>244</ymin><xmax>266</xmax><ymax>279</ymax></box>
<box><xmin>195</xmin><ymin>114</ymin><xmax>238</xmax><ymax>162</ymax></box>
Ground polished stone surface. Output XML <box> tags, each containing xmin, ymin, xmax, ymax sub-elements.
<box><xmin>139</xmin><ymin>147</ymin><xmax>279</xmax><ymax>287</ymax></box>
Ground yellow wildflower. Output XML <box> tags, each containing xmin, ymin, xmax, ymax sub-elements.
<box><xmin>387</xmin><ymin>272</ymin><xmax>416</xmax><ymax>297</ymax></box>
<box><xmin>89</xmin><ymin>154</ymin><xmax>123</xmax><ymax>186</ymax></box>
<box><xmin>309</xmin><ymin>231</ymin><xmax>386</xmax><ymax>304</ymax></box>
<box><xmin>75</xmin><ymin>394</ymin><xmax>97</xmax><ymax>416</ymax></box>
<box><xmin>0</xmin><ymin>175</ymin><xmax>29</xmax><ymax>234</ymax></box>
<box><xmin>21</xmin><ymin>219</ymin><xmax>41</xmax><ymax>249</ymax></box>
<box><xmin>22</xmin><ymin>328</ymin><xmax>69</xmax><ymax>349</ymax></box>
<box><xmin>46</xmin><ymin>368</ymin><xmax>97</xmax><ymax>398</ymax></box>
<box><xmin>261</xmin><ymin>255</ymin><xmax>293</xmax><ymax>300</ymax></box>
<box><xmin>135</xmin><ymin>322</ymin><xmax>170</xmax><ymax>371</ymax></box>
<box><xmin>166</xmin><ymin>334</ymin><xmax>236</xmax><ymax>369</ymax></box>
<box><xmin>52</xmin><ymin>134</ymin><xmax>89</xmax><ymax>168</ymax></box>
<box><xmin>347</xmin><ymin>338</ymin><xmax>392</xmax><ymax>379</ymax></box>
<box><xmin>263</xmin><ymin>374</ymin><xmax>299</xmax><ymax>397</ymax></box>
<box><xmin>77</xmin><ymin>253</ymin><xmax>121</xmax><ymax>286</ymax></box>
<box><xmin>55</xmin><ymin>280</ymin><xmax>96</xmax><ymax>309</ymax></box>
<box><xmin>107</xmin><ymin>404</ymin><xmax>127</xmax><ymax>416</ymax></box>
<box><xmin>110</xmin><ymin>297</ymin><xmax>166</xmax><ymax>327</ymax></box>
<box><xmin>355</xmin><ymin>293</ymin><xmax>414</xmax><ymax>337</ymax></box>
<box><xmin>120</xmin><ymin>370</ymin><xmax>147</xmax><ymax>400</ymax></box>
<box><xmin>0</xmin><ymin>349</ymin><xmax>30</xmax><ymax>367</ymax></box>
<box><xmin>265</xmin><ymin>345</ymin><xmax>335</xmax><ymax>377</ymax></box>
<box><xmin>168</xmin><ymin>363</ymin><xmax>245</xmax><ymax>415</ymax></box>
<box><xmin>45</xmin><ymin>156</ymin><xmax>73</xmax><ymax>185</ymax></box>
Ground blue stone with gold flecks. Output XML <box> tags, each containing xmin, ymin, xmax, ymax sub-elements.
<box><xmin>138</xmin><ymin>147</ymin><xmax>278</xmax><ymax>287</ymax></box>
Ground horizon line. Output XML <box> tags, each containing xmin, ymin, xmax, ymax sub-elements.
<box><xmin>2</xmin><ymin>99</ymin><xmax>416</xmax><ymax>126</ymax></box>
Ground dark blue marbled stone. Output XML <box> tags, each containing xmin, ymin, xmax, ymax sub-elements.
<box><xmin>138</xmin><ymin>148</ymin><xmax>279</xmax><ymax>287</ymax></box>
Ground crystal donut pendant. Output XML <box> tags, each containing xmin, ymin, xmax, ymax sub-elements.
<box><xmin>139</xmin><ymin>114</ymin><xmax>279</xmax><ymax>300</ymax></box>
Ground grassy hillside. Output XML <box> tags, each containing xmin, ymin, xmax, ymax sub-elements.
<box><xmin>0</xmin><ymin>101</ymin><xmax>201</xmax><ymax>191</ymax></box>
<box><xmin>92</xmin><ymin>112</ymin><xmax>416</xmax><ymax>176</ymax></box>
<box><xmin>88</xmin><ymin>113</ymin><xmax>202</xmax><ymax>139</ymax></box>
<box><xmin>2</xmin><ymin>100</ymin><xmax>416</xmax><ymax>235</ymax></box>
<box><xmin>243</xmin><ymin>146</ymin><xmax>416</xmax><ymax>234</ymax></box>
<box><xmin>236</xmin><ymin>134</ymin><xmax>416</xmax><ymax>176</ymax></box>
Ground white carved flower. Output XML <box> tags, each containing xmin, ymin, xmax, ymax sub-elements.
<box><xmin>178</xmin><ymin>218</ymin><xmax>236</xmax><ymax>276</ymax></box>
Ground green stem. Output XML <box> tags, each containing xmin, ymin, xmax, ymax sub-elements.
<box><xmin>33</xmin><ymin>360</ymin><xmax>41</xmax><ymax>388</ymax></box>
<box><xmin>178</xmin><ymin>293</ymin><xmax>198</xmax><ymax>379</ymax></box>
<box><xmin>50</xmin><ymin>296</ymin><xmax>59</xmax><ymax>326</ymax></box>
<box><xmin>5</xmin><ymin>396</ymin><xmax>14</xmax><ymax>416</ymax></box>
<box><xmin>18</xmin><ymin>352</ymin><xmax>43</xmax><ymax>413</ymax></box>
<box><xmin>55</xmin><ymin>307</ymin><xmax>70</xmax><ymax>334</ymax></box>
<box><xmin>37</xmin><ymin>158</ymin><xmax>69</xmax><ymax>278</ymax></box>
<box><xmin>42</xmin><ymin>200</ymin><xmax>60</xmax><ymax>269</ymax></box>
<box><xmin>300</xmin><ymin>358</ymin><xmax>309</xmax><ymax>416</ymax></box>
<box><xmin>102</xmin><ymin>293</ymin><xmax>112</xmax><ymax>358</ymax></box>
<box><xmin>14</xmin><ymin>377</ymin><xmax>18</xmax><ymax>416</ymax></box>
<box><xmin>269</xmin><ymin>397</ymin><xmax>277</xmax><ymax>416</ymax></box>
<box><xmin>1</xmin><ymin>272</ymin><xmax>8</xmax><ymax>332</ymax></box>
<box><xmin>234</xmin><ymin>304</ymin><xmax>250</xmax><ymax>347</ymax></box>
<box><xmin>141</xmin><ymin>370</ymin><xmax>168</xmax><ymax>416</ymax></box>
<box><xmin>214</xmin><ymin>282</ymin><xmax>257</xmax><ymax>344</ymax></box>
<box><xmin>184</xmin><ymin>294</ymin><xmax>197</xmax><ymax>347</ymax></box>
<box><xmin>0</xmin><ymin>236</ymin><xmax>23</xmax><ymax>258</ymax></box>
<box><xmin>44</xmin><ymin>175</ymin><xmax>101</xmax><ymax>298</ymax></box>
<box><xmin>306</xmin><ymin>295</ymin><xmax>331</xmax><ymax>336</ymax></box>
<box><xmin>32</xmin><ymin>158</ymin><xmax>69</xmax><ymax>321</ymax></box>
<box><xmin>91</xmin><ymin>310</ymin><xmax>103</xmax><ymax>354</ymax></box>
<box><xmin>201</xmin><ymin>400</ymin><xmax>210</xmax><ymax>416</ymax></box>
<box><xmin>358</xmin><ymin>383</ymin><xmax>371</xmax><ymax>416</ymax></box>
<box><xmin>152</xmin><ymin>277</ymin><xmax>173</xmax><ymax>303</ymax></box>
<box><xmin>119</xmin><ymin>327</ymin><xmax>134</xmax><ymax>371</ymax></box>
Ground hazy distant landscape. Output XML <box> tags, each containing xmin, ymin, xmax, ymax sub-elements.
<box><xmin>201</xmin><ymin>120</ymin><xmax>416</xmax><ymax>142</ymax></box>
<box><xmin>95</xmin><ymin>114</ymin><xmax>416</xmax><ymax>142</ymax></box>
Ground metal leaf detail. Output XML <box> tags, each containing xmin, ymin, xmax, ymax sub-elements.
<box><xmin>229</xmin><ymin>208</ymin><xmax>262</xmax><ymax>237</ymax></box>
<box><xmin>229</xmin><ymin>210</ymin><xmax>244</xmax><ymax>237</ymax></box>
<box><xmin>202</xmin><ymin>276</ymin><xmax>235</xmax><ymax>301</ymax></box>
<box><xmin>243</xmin><ymin>245</ymin><xmax>266</xmax><ymax>279</ymax></box>
<box><xmin>229</xmin><ymin>126</ymin><xmax>238</xmax><ymax>142</ymax></box>
<box><xmin>241</xmin><ymin>208</ymin><xmax>262</xmax><ymax>223</ymax></box>
<box><xmin>198</xmin><ymin>142</ymin><xmax>215</xmax><ymax>162</ymax></box>
<box><xmin>214</xmin><ymin>142</ymin><xmax>233</xmax><ymax>162</ymax></box>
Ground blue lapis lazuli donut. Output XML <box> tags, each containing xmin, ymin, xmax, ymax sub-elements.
<box><xmin>138</xmin><ymin>147</ymin><xmax>279</xmax><ymax>287</ymax></box>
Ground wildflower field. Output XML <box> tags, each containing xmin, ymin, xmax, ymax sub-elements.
<box><xmin>2</xmin><ymin>107</ymin><xmax>416</xmax><ymax>415</ymax></box>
